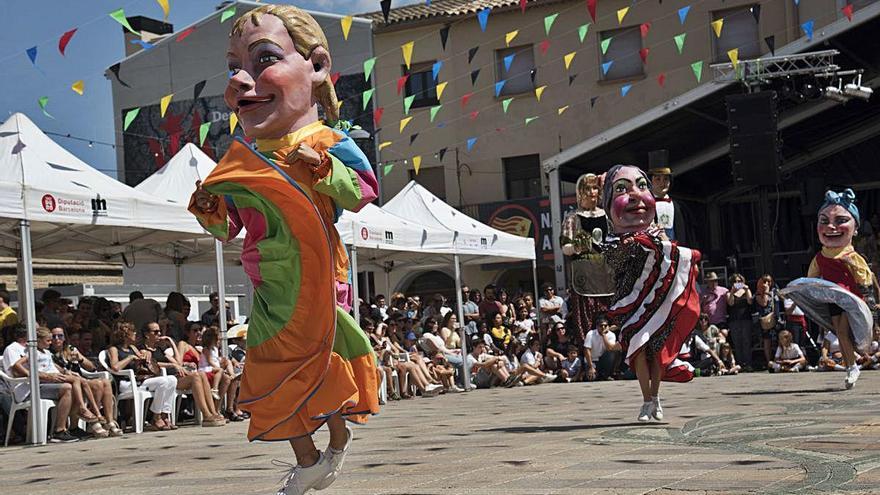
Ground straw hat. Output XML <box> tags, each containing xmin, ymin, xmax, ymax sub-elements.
<box><xmin>227</xmin><ymin>324</ymin><xmax>248</xmax><ymax>339</ymax></box>
<box><xmin>704</xmin><ymin>272</ymin><xmax>719</xmax><ymax>281</ymax></box>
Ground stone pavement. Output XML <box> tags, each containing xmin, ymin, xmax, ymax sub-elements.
<box><xmin>3</xmin><ymin>371</ymin><xmax>880</xmax><ymax>495</ymax></box>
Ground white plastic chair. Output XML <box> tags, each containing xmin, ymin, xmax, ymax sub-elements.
<box><xmin>98</xmin><ymin>350</ymin><xmax>153</xmax><ymax>434</ymax></box>
<box><xmin>160</xmin><ymin>367</ymin><xmax>201</xmax><ymax>426</ymax></box>
<box><xmin>378</xmin><ymin>368</ymin><xmax>388</xmax><ymax>404</ymax></box>
<box><xmin>0</xmin><ymin>358</ymin><xmax>56</xmax><ymax>446</ymax></box>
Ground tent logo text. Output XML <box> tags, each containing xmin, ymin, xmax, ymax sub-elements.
<box><xmin>360</xmin><ymin>227</ymin><xmax>369</xmax><ymax>240</ymax></box>
<box><xmin>91</xmin><ymin>194</ymin><xmax>108</xmax><ymax>217</ymax></box>
<box><xmin>41</xmin><ymin>194</ymin><xmax>57</xmax><ymax>213</ymax></box>
<box><xmin>384</xmin><ymin>231</ymin><xmax>394</xmax><ymax>244</ymax></box>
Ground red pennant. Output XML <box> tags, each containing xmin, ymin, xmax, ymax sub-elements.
<box><xmin>587</xmin><ymin>0</ymin><xmax>597</xmax><ymax>22</ymax></box>
<box><xmin>842</xmin><ymin>4</ymin><xmax>854</xmax><ymax>21</ymax></box>
<box><xmin>470</xmin><ymin>111</ymin><xmax>479</xmax><ymax>120</ymax></box>
<box><xmin>539</xmin><ymin>39</ymin><xmax>550</xmax><ymax>56</ymax></box>
<box><xmin>639</xmin><ymin>48</ymin><xmax>649</xmax><ymax>64</ymax></box>
<box><xmin>640</xmin><ymin>22</ymin><xmax>650</xmax><ymax>38</ymax></box>
<box><xmin>657</xmin><ymin>73</ymin><xmax>666</xmax><ymax>87</ymax></box>
<box><xmin>331</xmin><ymin>72</ymin><xmax>341</xmax><ymax>86</ymax></box>
<box><xmin>461</xmin><ymin>92</ymin><xmax>473</xmax><ymax>108</ymax></box>
<box><xmin>520</xmin><ymin>0</ymin><xmax>527</xmax><ymax>13</ymax></box>
<box><xmin>396</xmin><ymin>74</ymin><xmax>409</xmax><ymax>95</ymax></box>
<box><xmin>59</xmin><ymin>29</ymin><xmax>77</xmax><ymax>56</ymax></box>
<box><xmin>373</xmin><ymin>107</ymin><xmax>384</xmax><ymax>127</ymax></box>
<box><xmin>176</xmin><ymin>26</ymin><xmax>196</xmax><ymax>42</ymax></box>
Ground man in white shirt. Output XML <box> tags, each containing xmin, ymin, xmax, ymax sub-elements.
<box><xmin>538</xmin><ymin>283</ymin><xmax>566</xmax><ymax>328</ymax></box>
<box><xmin>583</xmin><ymin>316</ymin><xmax>622</xmax><ymax>381</ymax></box>
<box><xmin>680</xmin><ymin>331</ymin><xmax>724</xmax><ymax>376</ymax></box>
<box><xmin>519</xmin><ymin>338</ymin><xmax>556</xmax><ymax>384</ymax></box>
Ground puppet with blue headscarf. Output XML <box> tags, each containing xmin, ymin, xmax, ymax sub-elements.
<box><xmin>781</xmin><ymin>188</ymin><xmax>879</xmax><ymax>390</ymax></box>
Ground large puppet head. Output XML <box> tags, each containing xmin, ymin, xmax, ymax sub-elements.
<box><xmin>602</xmin><ymin>165</ymin><xmax>656</xmax><ymax>234</ymax></box>
<box><xmin>576</xmin><ymin>173</ymin><xmax>601</xmax><ymax>210</ymax></box>
<box><xmin>225</xmin><ymin>5</ymin><xmax>338</xmax><ymax>139</ymax></box>
<box><xmin>817</xmin><ymin>188</ymin><xmax>860</xmax><ymax>249</ymax></box>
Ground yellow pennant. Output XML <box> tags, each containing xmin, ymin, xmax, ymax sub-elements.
<box><xmin>156</xmin><ymin>0</ymin><xmax>170</xmax><ymax>20</ymax></box>
<box><xmin>412</xmin><ymin>155</ymin><xmax>422</xmax><ymax>174</ymax></box>
<box><xmin>535</xmin><ymin>85</ymin><xmax>547</xmax><ymax>102</ymax></box>
<box><xmin>229</xmin><ymin>112</ymin><xmax>238</xmax><ymax>135</ymax></box>
<box><xmin>401</xmin><ymin>41</ymin><xmax>415</xmax><ymax>70</ymax></box>
<box><xmin>727</xmin><ymin>48</ymin><xmax>739</xmax><ymax>69</ymax></box>
<box><xmin>436</xmin><ymin>81</ymin><xmax>448</xmax><ymax>100</ymax></box>
<box><xmin>399</xmin><ymin>116</ymin><xmax>413</xmax><ymax>133</ymax></box>
<box><xmin>617</xmin><ymin>7</ymin><xmax>629</xmax><ymax>24</ymax></box>
<box><xmin>558</xmin><ymin>105</ymin><xmax>569</xmax><ymax>115</ymax></box>
<box><xmin>379</xmin><ymin>141</ymin><xmax>392</xmax><ymax>151</ymax></box>
<box><xmin>341</xmin><ymin>15</ymin><xmax>353</xmax><ymax>40</ymax></box>
<box><xmin>160</xmin><ymin>93</ymin><xmax>173</xmax><ymax>117</ymax></box>
<box><xmin>505</xmin><ymin>30</ymin><xmax>519</xmax><ymax>47</ymax></box>
<box><xmin>563</xmin><ymin>51</ymin><xmax>576</xmax><ymax>70</ymax></box>
<box><xmin>711</xmin><ymin>19</ymin><xmax>724</xmax><ymax>38</ymax></box>
<box><xmin>71</xmin><ymin>80</ymin><xmax>84</xmax><ymax>95</ymax></box>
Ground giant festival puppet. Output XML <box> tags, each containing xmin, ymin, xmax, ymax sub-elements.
<box><xmin>189</xmin><ymin>5</ymin><xmax>379</xmax><ymax>494</ymax></box>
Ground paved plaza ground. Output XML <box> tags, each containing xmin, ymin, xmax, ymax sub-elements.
<box><xmin>3</xmin><ymin>371</ymin><xmax>880</xmax><ymax>495</ymax></box>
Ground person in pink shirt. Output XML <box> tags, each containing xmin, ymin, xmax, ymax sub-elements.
<box><xmin>700</xmin><ymin>272</ymin><xmax>729</xmax><ymax>328</ymax></box>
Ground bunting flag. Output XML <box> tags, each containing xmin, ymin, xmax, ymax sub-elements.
<box><xmin>590</xmin><ymin>96</ymin><xmax>599</xmax><ymax>108</ymax></box>
<box><xmin>640</xmin><ymin>22</ymin><xmax>650</xmax><ymax>38</ymax></box>
<box><xmin>381</xmin><ymin>0</ymin><xmax>392</xmax><ymax>23</ymax></box>
<box><xmin>477</xmin><ymin>8</ymin><xmax>490</xmax><ymax>32</ymax></box>
<box><xmin>503</xmin><ymin>53</ymin><xmax>516</xmax><ymax>71</ymax></box>
<box><xmin>38</xmin><ymin>97</ymin><xmax>53</xmax><ymax>119</ymax></box>
<box><xmin>436</xmin><ymin>81</ymin><xmax>448</xmax><ymax>99</ymax></box>
<box><xmin>470</xmin><ymin>69</ymin><xmax>480</xmax><ymax>85</ymax></box>
<box><xmin>59</xmin><ymin>29</ymin><xmax>77</xmax><ymax>56</ymax></box>
<box><xmin>535</xmin><ymin>85</ymin><xmax>547</xmax><ymax>101</ymax></box>
<box><xmin>403</xmin><ymin>95</ymin><xmax>415</xmax><ymax>114</ymax></box>
<box><xmin>678</xmin><ymin>6</ymin><xmax>691</xmax><ymax>24</ymax></box>
<box><xmin>564</xmin><ymin>52</ymin><xmax>576</xmax><ymax>70</ymax></box>
<box><xmin>578</xmin><ymin>23</ymin><xmax>590</xmax><ymax>43</ymax></box>
<box><xmin>520</xmin><ymin>0</ymin><xmax>527</xmax><ymax>13</ymax></box>
<box><xmin>657</xmin><ymin>72</ymin><xmax>666</xmax><ymax>87</ymax></box>
<box><xmin>430</xmin><ymin>105</ymin><xmax>442</xmax><ymax>122</ymax></box>
<box><xmin>110</xmin><ymin>9</ymin><xmax>139</xmax><ymax>34</ymax></box>
<box><xmin>383</xmin><ymin>163</ymin><xmax>394</xmax><ymax>176</ymax></box>
<box><xmin>674</xmin><ymin>33</ymin><xmax>687</xmax><ymax>54</ymax></box>
<box><xmin>539</xmin><ymin>39</ymin><xmax>551</xmax><ymax>56</ymax></box>
<box><xmin>130</xmin><ymin>39</ymin><xmax>155</xmax><ymax>51</ymax></box>
<box><xmin>220</xmin><ymin>6</ymin><xmax>236</xmax><ymax>23</ymax></box>
<box><xmin>468</xmin><ymin>46</ymin><xmax>480</xmax><ymax>63</ymax></box>
<box><xmin>569</xmin><ymin>74</ymin><xmax>578</xmax><ymax>86</ymax></box>
<box><xmin>711</xmin><ymin>19</ymin><xmax>724</xmax><ymax>38</ymax></box>
<box><xmin>466</xmin><ymin>137</ymin><xmax>477</xmax><ymax>151</ymax></box>
<box><xmin>469</xmin><ymin>111</ymin><xmax>479</xmax><ymax>120</ymax></box>
<box><xmin>432</xmin><ymin>60</ymin><xmax>443</xmax><ymax>81</ymax></box>
<box><xmin>440</xmin><ymin>25</ymin><xmax>450</xmax><ymax>50</ymax></box>
<box><xmin>401</xmin><ymin>41</ymin><xmax>415</xmax><ymax>69</ymax></box>
<box><xmin>587</xmin><ymin>0</ymin><xmax>597</xmax><ymax>22</ymax></box>
<box><xmin>364</xmin><ymin>57</ymin><xmax>376</xmax><ymax>81</ymax></box>
<box><xmin>617</xmin><ymin>7</ymin><xmax>629</xmax><ymax>24</ymax></box>
<box><xmin>544</xmin><ymin>13</ymin><xmax>559</xmax><ymax>35</ymax></box>
<box><xmin>123</xmin><ymin>108</ymin><xmax>140</xmax><ymax>130</ymax></box>
<box><xmin>362</xmin><ymin>89</ymin><xmax>375</xmax><ymax>110</ymax></box>
<box><xmin>801</xmin><ymin>20</ymin><xmax>814</xmax><ymax>40</ymax></box>
<box><xmin>751</xmin><ymin>5</ymin><xmax>761</xmax><ymax>23</ymax></box>
<box><xmin>461</xmin><ymin>92</ymin><xmax>473</xmax><ymax>108</ymax></box>
<box><xmin>601</xmin><ymin>60</ymin><xmax>613</xmax><ymax>75</ymax></box>
<box><xmin>600</xmin><ymin>37</ymin><xmax>612</xmax><ymax>55</ymax></box>
<box><xmin>438</xmin><ymin>147</ymin><xmax>448</xmax><ymax>162</ymax></box>
<box><xmin>160</xmin><ymin>94</ymin><xmax>173</xmax><ymax>116</ymax></box>
<box><xmin>378</xmin><ymin>141</ymin><xmax>392</xmax><ymax>151</ymax></box>
<box><xmin>341</xmin><ymin>15</ymin><xmax>353</xmax><ymax>40</ymax></box>
<box><xmin>502</xmin><ymin>97</ymin><xmax>513</xmax><ymax>113</ymax></box>
<box><xmin>396</xmin><ymin>75</ymin><xmax>409</xmax><ymax>95</ymax></box>
<box><xmin>558</xmin><ymin>105</ymin><xmax>569</xmax><ymax>115</ymax></box>
<box><xmin>727</xmin><ymin>48</ymin><xmax>739</xmax><ymax>69</ymax></box>
<box><xmin>691</xmin><ymin>60</ymin><xmax>703</xmax><ymax>82</ymax></box>
<box><xmin>229</xmin><ymin>113</ymin><xmax>238</xmax><ymax>135</ymax></box>
<box><xmin>525</xmin><ymin>116</ymin><xmax>539</xmax><ymax>125</ymax></box>
<box><xmin>374</xmin><ymin>107</ymin><xmax>384</xmax><ymax>127</ymax></box>
<box><xmin>410</xmin><ymin>133</ymin><xmax>419</xmax><ymax>145</ymax></box>
<box><xmin>108</xmin><ymin>63</ymin><xmax>131</xmax><ymax>87</ymax></box>
<box><xmin>399</xmin><ymin>116</ymin><xmax>413</xmax><ymax>133</ymax></box>
<box><xmin>199</xmin><ymin>122</ymin><xmax>211</xmax><ymax>146</ymax></box>
<box><xmin>506</xmin><ymin>30</ymin><xmax>519</xmax><ymax>46</ymax></box>
<box><xmin>495</xmin><ymin>80</ymin><xmax>506</xmax><ymax>97</ymax></box>
<box><xmin>639</xmin><ymin>48</ymin><xmax>649</xmax><ymax>64</ymax></box>
<box><xmin>621</xmin><ymin>84</ymin><xmax>632</xmax><ymax>97</ymax></box>
<box><xmin>71</xmin><ymin>80</ymin><xmax>84</xmax><ymax>95</ymax></box>
<box><xmin>194</xmin><ymin>80</ymin><xmax>206</xmax><ymax>101</ymax></box>
<box><xmin>412</xmin><ymin>156</ymin><xmax>422</xmax><ymax>174</ymax></box>
<box><xmin>176</xmin><ymin>26</ymin><xmax>195</xmax><ymax>42</ymax></box>
<box><xmin>765</xmin><ymin>35</ymin><xmax>776</xmax><ymax>55</ymax></box>
<box><xmin>842</xmin><ymin>4</ymin><xmax>854</xmax><ymax>21</ymax></box>
<box><xmin>26</xmin><ymin>46</ymin><xmax>37</xmax><ymax>67</ymax></box>
<box><xmin>156</xmin><ymin>0</ymin><xmax>170</xmax><ymax>20</ymax></box>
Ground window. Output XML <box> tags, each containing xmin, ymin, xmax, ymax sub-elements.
<box><xmin>495</xmin><ymin>45</ymin><xmax>536</xmax><ymax>96</ymax></box>
<box><xmin>713</xmin><ymin>6</ymin><xmax>761</xmax><ymax>63</ymax></box>
<box><xmin>503</xmin><ymin>154</ymin><xmax>542</xmax><ymax>200</ymax></box>
<box><xmin>403</xmin><ymin>61</ymin><xmax>439</xmax><ymax>109</ymax></box>
<box><xmin>409</xmin><ymin>167</ymin><xmax>446</xmax><ymax>200</ymax></box>
<box><xmin>599</xmin><ymin>26</ymin><xmax>643</xmax><ymax>81</ymax></box>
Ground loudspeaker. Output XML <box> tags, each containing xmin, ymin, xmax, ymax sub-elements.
<box><xmin>726</xmin><ymin>92</ymin><xmax>781</xmax><ymax>186</ymax></box>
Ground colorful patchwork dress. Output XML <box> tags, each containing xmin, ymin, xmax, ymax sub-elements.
<box><xmin>189</xmin><ymin>121</ymin><xmax>380</xmax><ymax>441</ymax></box>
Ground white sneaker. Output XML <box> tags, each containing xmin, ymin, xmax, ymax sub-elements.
<box><xmin>447</xmin><ymin>385</ymin><xmax>465</xmax><ymax>393</ymax></box>
<box><xmin>423</xmin><ymin>384</ymin><xmax>443</xmax><ymax>397</ymax></box>
<box><xmin>845</xmin><ymin>365</ymin><xmax>861</xmax><ymax>390</ymax></box>
<box><xmin>274</xmin><ymin>452</ymin><xmax>332</xmax><ymax>495</ymax></box>
<box><xmin>651</xmin><ymin>397</ymin><xmax>663</xmax><ymax>421</ymax></box>
<box><xmin>541</xmin><ymin>374</ymin><xmax>557</xmax><ymax>384</ymax></box>
<box><xmin>637</xmin><ymin>402</ymin><xmax>652</xmax><ymax>422</ymax></box>
<box><xmin>314</xmin><ymin>426</ymin><xmax>352</xmax><ymax>490</ymax></box>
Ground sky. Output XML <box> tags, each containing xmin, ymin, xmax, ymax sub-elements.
<box><xmin>0</xmin><ymin>0</ymin><xmax>417</xmax><ymax>178</ymax></box>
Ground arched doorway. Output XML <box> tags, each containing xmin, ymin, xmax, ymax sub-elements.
<box><xmin>402</xmin><ymin>270</ymin><xmax>455</xmax><ymax>303</ymax></box>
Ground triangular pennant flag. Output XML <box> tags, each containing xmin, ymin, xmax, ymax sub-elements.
<box><xmin>520</xmin><ymin>0</ymin><xmax>527</xmax><ymax>13</ymax></box>
<box><xmin>495</xmin><ymin>80</ymin><xmax>506</xmax><ymax>97</ymax></box>
<box><xmin>578</xmin><ymin>24</ymin><xmax>590</xmax><ymax>43</ymax></box>
<box><xmin>564</xmin><ymin>52</ymin><xmax>576</xmax><ymax>70</ymax></box>
<box><xmin>430</xmin><ymin>105</ymin><xmax>442</xmax><ymax>122</ymax></box>
<box><xmin>71</xmin><ymin>80</ymin><xmax>84</xmax><ymax>95</ymax></box>
<box><xmin>503</xmin><ymin>53</ymin><xmax>516</xmax><ymax>72</ymax></box>
<box><xmin>38</xmin><ymin>96</ymin><xmax>54</xmax><ymax>119</ymax></box>
<box><xmin>544</xmin><ymin>13</ymin><xmax>559</xmax><ymax>35</ymax></box>
<box><xmin>558</xmin><ymin>105</ymin><xmax>569</xmax><ymax>115</ymax></box>
<box><xmin>379</xmin><ymin>141</ymin><xmax>392</xmax><ymax>151</ymax></box>
<box><xmin>363</xmin><ymin>89</ymin><xmax>375</xmax><ymax>110</ymax></box>
<box><xmin>438</xmin><ymin>147</ymin><xmax>448</xmax><ymax>162</ymax></box>
<box><xmin>569</xmin><ymin>74</ymin><xmax>578</xmax><ymax>86</ymax></box>
<box><xmin>617</xmin><ymin>7</ymin><xmax>629</xmax><ymax>24</ymax></box>
<box><xmin>678</xmin><ymin>6</ymin><xmax>691</xmax><ymax>24</ymax></box>
<box><xmin>711</xmin><ymin>19</ymin><xmax>724</xmax><ymax>38</ymax></box>
<box><xmin>59</xmin><ymin>29</ymin><xmax>77</xmax><ymax>56</ymax></box>
<box><xmin>469</xmin><ymin>111</ymin><xmax>479</xmax><ymax>120</ymax></box>
<box><xmin>727</xmin><ymin>48</ymin><xmax>739</xmax><ymax>69</ymax></box>
<box><xmin>600</xmin><ymin>37</ymin><xmax>612</xmax><ymax>55</ymax></box>
<box><xmin>587</xmin><ymin>0</ymin><xmax>597</xmax><ymax>22</ymax></box>
<box><xmin>691</xmin><ymin>60</ymin><xmax>703</xmax><ymax>82</ymax></box>
<box><xmin>410</xmin><ymin>133</ymin><xmax>420</xmax><ymax>145</ymax></box>
<box><xmin>412</xmin><ymin>156</ymin><xmax>422</xmax><ymax>174</ymax></box>
<box><xmin>220</xmin><ymin>6</ymin><xmax>236</xmax><ymax>23</ymax></box>
<box><xmin>674</xmin><ymin>33</ymin><xmax>687</xmax><ymax>54</ymax></box>
<box><xmin>130</xmin><ymin>39</ymin><xmax>155</xmax><ymax>51</ymax></box>
<box><xmin>432</xmin><ymin>61</ymin><xmax>443</xmax><ymax>81</ymax></box>
<box><xmin>176</xmin><ymin>26</ymin><xmax>195</xmax><ymax>42</ymax></box>
<box><xmin>620</xmin><ymin>84</ymin><xmax>632</xmax><ymax>97</ymax></box>
<box><xmin>397</xmin><ymin>74</ymin><xmax>409</xmax><ymax>95</ymax></box>
<box><xmin>199</xmin><ymin>122</ymin><xmax>211</xmax><ymax>146</ymax></box>
<box><xmin>525</xmin><ymin>116</ymin><xmax>539</xmax><ymax>125</ymax></box>
<box><xmin>590</xmin><ymin>96</ymin><xmax>599</xmax><ymax>108</ymax></box>
<box><xmin>401</xmin><ymin>41</ymin><xmax>415</xmax><ymax>69</ymax></box>
<box><xmin>403</xmin><ymin>95</ymin><xmax>415</xmax><ymax>114</ymax></box>
<box><xmin>461</xmin><ymin>93</ymin><xmax>473</xmax><ymax>108</ymax></box>
<box><xmin>109</xmin><ymin>63</ymin><xmax>131</xmax><ymax>87</ymax></box>
<box><xmin>657</xmin><ymin>72</ymin><xmax>666</xmax><ymax>87</ymax></box>
<box><xmin>842</xmin><ymin>4</ymin><xmax>853</xmax><ymax>21</ymax></box>
<box><xmin>639</xmin><ymin>48</ymin><xmax>649</xmax><ymax>64</ymax></box>
<box><xmin>506</xmin><ymin>30</ymin><xmax>519</xmax><ymax>46</ymax></box>
<box><xmin>440</xmin><ymin>25</ymin><xmax>450</xmax><ymax>50</ymax></box>
<box><xmin>399</xmin><ymin>116</ymin><xmax>413</xmax><ymax>133</ymax></box>
<box><xmin>601</xmin><ymin>60</ymin><xmax>613</xmax><ymax>75</ymax></box>
<box><xmin>468</xmin><ymin>46</ymin><xmax>479</xmax><ymax>64</ymax></box>
<box><xmin>381</xmin><ymin>0</ymin><xmax>392</xmax><ymax>23</ymax></box>
<box><xmin>640</xmin><ymin>22</ymin><xmax>650</xmax><ymax>38</ymax></box>
<box><xmin>123</xmin><ymin>108</ymin><xmax>140</xmax><ymax>130</ymax></box>
<box><xmin>502</xmin><ymin>97</ymin><xmax>513</xmax><ymax>113</ymax></box>
<box><xmin>436</xmin><ymin>81</ymin><xmax>448</xmax><ymax>99</ymax></box>
<box><xmin>535</xmin><ymin>85</ymin><xmax>547</xmax><ymax>101</ymax></box>
<box><xmin>229</xmin><ymin>113</ymin><xmax>238</xmax><ymax>135</ymax></box>
<box><xmin>383</xmin><ymin>163</ymin><xmax>394</xmax><ymax>176</ymax></box>
<box><xmin>751</xmin><ymin>5</ymin><xmax>761</xmax><ymax>23</ymax></box>
<box><xmin>765</xmin><ymin>35</ymin><xmax>776</xmax><ymax>55</ymax></box>
<box><xmin>160</xmin><ymin>94</ymin><xmax>173</xmax><ymax>117</ymax></box>
<box><xmin>341</xmin><ymin>15</ymin><xmax>353</xmax><ymax>40</ymax></box>
<box><xmin>477</xmin><ymin>8</ymin><xmax>490</xmax><ymax>32</ymax></box>
<box><xmin>364</xmin><ymin>57</ymin><xmax>376</xmax><ymax>81</ymax></box>
<box><xmin>470</xmin><ymin>69</ymin><xmax>480</xmax><ymax>85</ymax></box>
<box><xmin>109</xmin><ymin>8</ymin><xmax>139</xmax><ymax>35</ymax></box>
<box><xmin>194</xmin><ymin>80</ymin><xmax>206</xmax><ymax>101</ymax></box>
<box><xmin>466</xmin><ymin>137</ymin><xmax>477</xmax><ymax>151</ymax></box>
<box><xmin>156</xmin><ymin>0</ymin><xmax>170</xmax><ymax>20</ymax></box>
<box><xmin>801</xmin><ymin>20</ymin><xmax>814</xmax><ymax>40</ymax></box>
<box><xmin>374</xmin><ymin>107</ymin><xmax>385</xmax><ymax>127</ymax></box>
<box><xmin>539</xmin><ymin>39</ymin><xmax>550</xmax><ymax>56</ymax></box>
<box><xmin>26</xmin><ymin>47</ymin><xmax>37</xmax><ymax>66</ymax></box>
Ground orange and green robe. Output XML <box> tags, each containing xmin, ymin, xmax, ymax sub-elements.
<box><xmin>188</xmin><ymin>121</ymin><xmax>379</xmax><ymax>441</ymax></box>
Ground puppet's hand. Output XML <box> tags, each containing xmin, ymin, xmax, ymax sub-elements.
<box><xmin>193</xmin><ymin>180</ymin><xmax>219</xmax><ymax>214</ymax></box>
<box><xmin>286</xmin><ymin>143</ymin><xmax>322</xmax><ymax>168</ymax></box>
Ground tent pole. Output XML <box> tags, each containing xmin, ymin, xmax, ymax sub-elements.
<box><xmin>531</xmin><ymin>258</ymin><xmax>540</xmax><ymax>336</ymax></box>
<box><xmin>173</xmin><ymin>247</ymin><xmax>182</xmax><ymax>293</ymax></box>
<box><xmin>215</xmin><ymin>240</ymin><xmax>229</xmax><ymax>359</ymax></box>
<box><xmin>351</xmin><ymin>245</ymin><xmax>360</xmax><ymax>324</ymax></box>
<box><xmin>19</xmin><ymin>220</ymin><xmax>42</xmax><ymax>445</ymax></box>
<box><xmin>454</xmin><ymin>254</ymin><xmax>471</xmax><ymax>390</ymax></box>
<box><xmin>548</xmin><ymin>166</ymin><xmax>566</xmax><ymax>291</ymax></box>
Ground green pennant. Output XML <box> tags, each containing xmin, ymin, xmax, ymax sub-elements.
<box><xmin>600</xmin><ymin>37</ymin><xmax>612</xmax><ymax>55</ymax></box>
<box><xmin>220</xmin><ymin>6</ymin><xmax>236</xmax><ymax>23</ymax></box>
<box><xmin>691</xmin><ymin>60</ymin><xmax>703</xmax><ymax>82</ymax></box>
<box><xmin>525</xmin><ymin>116</ymin><xmax>539</xmax><ymax>125</ymax></box>
<box><xmin>674</xmin><ymin>33</ymin><xmax>687</xmax><ymax>54</ymax></box>
<box><xmin>429</xmin><ymin>104</ymin><xmax>442</xmax><ymax>122</ymax></box>
<box><xmin>199</xmin><ymin>122</ymin><xmax>211</xmax><ymax>146</ymax></box>
<box><xmin>578</xmin><ymin>23</ymin><xmax>590</xmax><ymax>43</ymax></box>
<box><xmin>362</xmin><ymin>89</ymin><xmax>374</xmax><ymax>110</ymax></box>
<box><xmin>544</xmin><ymin>13</ymin><xmax>559</xmax><ymax>36</ymax></box>
<box><xmin>403</xmin><ymin>95</ymin><xmax>415</xmax><ymax>115</ymax></box>
<box><xmin>364</xmin><ymin>57</ymin><xmax>376</xmax><ymax>81</ymax></box>
<box><xmin>383</xmin><ymin>163</ymin><xmax>394</xmax><ymax>176</ymax></box>
<box><xmin>109</xmin><ymin>8</ymin><xmax>139</xmax><ymax>35</ymax></box>
<box><xmin>502</xmin><ymin>97</ymin><xmax>513</xmax><ymax>113</ymax></box>
<box><xmin>123</xmin><ymin>108</ymin><xmax>140</xmax><ymax>131</ymax></box>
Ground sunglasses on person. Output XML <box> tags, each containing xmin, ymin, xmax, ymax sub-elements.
<box><xmin>51</xmin><ymin>334</ymin><xmax>65</xmax><ymax>340</ymax></box>
<box><xmin>148</xmin><ymin>329</ymin><xmax>161</xmax><ymax>334</ymax></box>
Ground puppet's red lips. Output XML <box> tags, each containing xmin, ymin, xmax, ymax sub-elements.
<box><xmin>237</xmin><ymin>95</ymin><xmax>274</xmax><ymax>113</ymax></box>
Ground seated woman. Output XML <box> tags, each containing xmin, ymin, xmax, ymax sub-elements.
<box><xmin>388</xmin><ymin>329</ymin><xmax>442</xmax><ymax>398</ymax></box>
<box><xmin>718</xmin><ymin>343</ymin><xmax>741</xmax><ymax>375</ymax></box>
<box><xmin>518</xmin><ymin>338</ymin><xmax>557</xmax><ymax>385</ymax></box>
<box><xmin>108</xmin><ymin>321</ymin><xmax>178</xmax><ymax>431</ymax></box>
<box><xmin>818</xmin><ymin>329</ymin><xmax>847</xmax><ymax>371</ymax></box>
<box><xmin>364</xmin><ymin>318</ymin><xmax>397</xmax><ymax>401</ymax></box>
<box><xmin>439</xmin><ymin>312</ymin><xmax>461</xmax><ymax>350</ymax></box>
<box><xmin>199</xmin><ymin>326</ymin><xmax>242</xmax><ymax>421</ymax></box>
<box><xmin>139</xmin><ymin>321</ymin><xmax>225</xmax><ymax>427</ymax></box>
